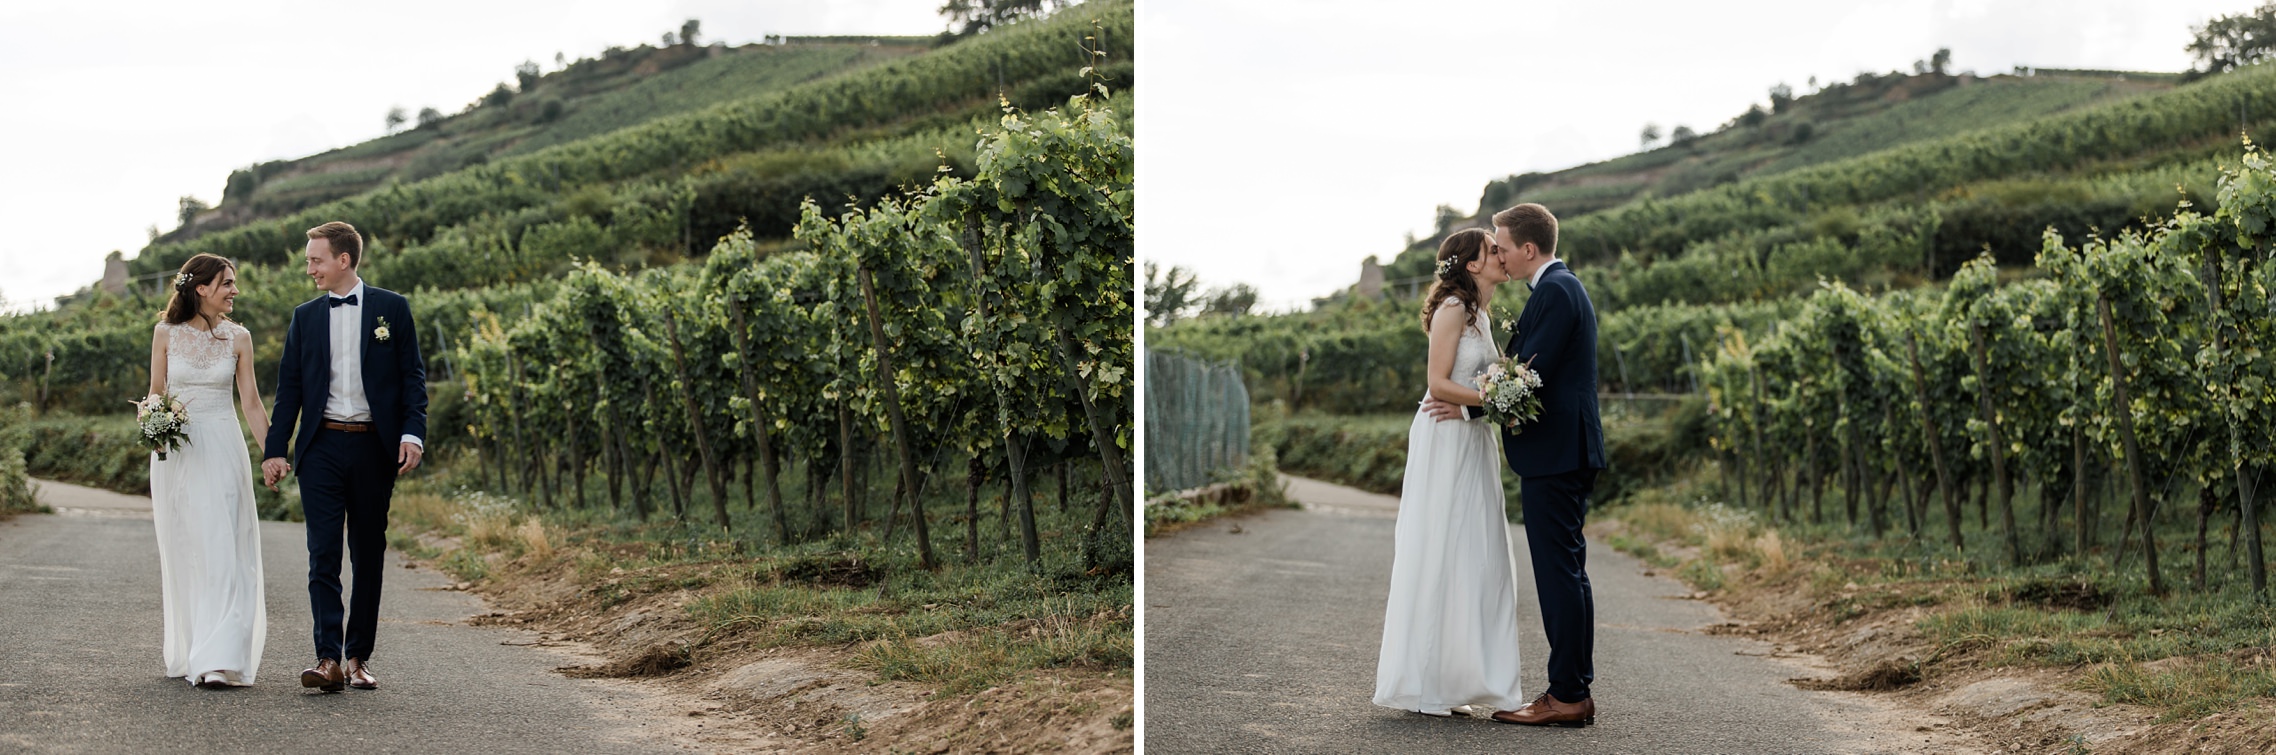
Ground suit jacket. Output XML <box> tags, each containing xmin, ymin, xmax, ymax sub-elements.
<box><xmin>262</xmin><ymin>285</ymin><xmax>427</xmax><ymax>468</ymax></box>
<box><xmin>1500</xmin><ymin>260</ymin><xmax>1606</xmax><ymax>478</ymax></box>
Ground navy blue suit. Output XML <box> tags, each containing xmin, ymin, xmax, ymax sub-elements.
<box><xmin>1493</xmin><ymin>259</ymin><xmax>1606</xmax><ymax>703</ymax></box>
<box><xmin>263</xmin><ymin>284</ymin><xmax>426</xmax><ymax>663</ymax></box>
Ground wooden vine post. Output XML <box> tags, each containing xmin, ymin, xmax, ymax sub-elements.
<box><xmin>2207</xmin><ymin>246</ymin><xmax>2266</xmax><ymax>595</ymax></box>
<box><xmin>662</xmin><ymin>306</ymin><xmax>731</xmax><ymax>531</ymax></box>
<box><xmin>958</xmin><ymin>226</ymin><xmax>1042</xmax><ymax>565</ymax></box>
<box><xmin>725</xmin><ymin>304</ymin><xmax>791</xmax><ymax>544</ymax></box>
<box><xmin>1906</xmin><ymin>332</ymin><xmax>1963</xmax><ymax>551</ymax></box>
<box><xmin>856</xmin><ymin>262</ymin><xmax>938</xmax><ymax>570</ymax></box>
<box><xmin>1968</xmin><ymin>321</ymin><xmax>2020</xmax><ymax>566</ymax></box>
<box><xmin>2097</xmin><ymin>295</ymin><xmax>2161</xmax><ymax>596</ymax></box>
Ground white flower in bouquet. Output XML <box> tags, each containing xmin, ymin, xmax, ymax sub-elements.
<box><xmin>1477</xmin><ymin>354</ymin><xmax>1545</xmax><ymax>430</ymax></box>
<box><xmin>130</xmin><ymin>392</ymin><xmax>192</xmax><ymax>460</ymax></box>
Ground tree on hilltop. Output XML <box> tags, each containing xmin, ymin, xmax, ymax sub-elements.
<box><xmin>177</xmin><ymin>196</ymin><xmax>207</xmax><ymax>229</ymax></box>
<box><xmin>1640</xmin><ymin>122</ymin><xmax>1662</xmax><ymax>149</ymax></box>
<box><xmin>2190</xmin><ymin>2</ymin><xmax>2276</xmax><ymax>74</ymax></box>
<box><xmin>1671</xmin><ymin>124</ymin><xmax>1698</xmax><ymax>146</ymax></box>
<box><xmin>1769</xmin><ymin>83</ymin><xmax>1794</xmax><ymax>114</ymax></box>
<box><xmin>1145</xmin><ymin>262</ymin><xmax>1201</xmax><ymax>327</ymax></box>
<box><xmin>416</xmin><ymin>107</ymin><xmax>443</xmax><ymax>130</ymax></box>
<box><xmin>940</xmin><ymin>0</ymin><xmax>1070</xmax><ymax>38</ymax></box>
<box><xmin>680</xmin><ymin>19</ymin><xmax>702</xmax><ymax>46</ymax></box>
<box><xmin>515</xmin><ymin>60</ymin><xmax>542</xmax><ymax>91</ymax></box>
<box><xmin>1930</xmin><ymin>47</ymin><xmax>1952</xmax><ymax>75</ymax></box>
<box><xmin>1204</xmin><ymin>284</ymin><xmax>1259</xmax><ymax>318</ymax></box>
<box><xmin>384</xmin><ymin>106</ymin><xmax>406</xmax><ymax>133</ymax></box>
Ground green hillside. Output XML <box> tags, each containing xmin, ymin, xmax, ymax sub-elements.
<box><xmin>1372</xmin><ymin>69</ymin><xmax>2200</xmax><ymax>295</ymax></box>
<box><xmin>194</xmin><ymin>40</ymin><xmax>932</xmax><ymax>230</ymax></box>
<box><xmin>1479</xmin><ymin>71</ymin><xmax>2170</xmax><ymax>222</ymax></box>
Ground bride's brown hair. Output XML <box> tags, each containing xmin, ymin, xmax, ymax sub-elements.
<box><xmin>1420</xmin><ymin>228</ymin><xmax>1492</xmax><ymax>332</ymax></box>
<box><xmin>161</xmin><ymin>254</ymin><xmax>237</xmax><ymax>326</ymax></box>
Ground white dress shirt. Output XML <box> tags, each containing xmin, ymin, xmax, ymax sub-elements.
<box><xmin>1530</xmin><ymin>257</ymin><xmax>1557</xmax><ymax>290</ymax></box>
<box><xmin>322</xmin><ymin>280</ymin><xmax>421</xmax><ymax>448</ymax></box>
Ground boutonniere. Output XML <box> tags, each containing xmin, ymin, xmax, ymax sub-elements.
<box><xmin>375</xmin><ymin>316</ymin><xmax>393</xmax><ymax>342</ymax></box>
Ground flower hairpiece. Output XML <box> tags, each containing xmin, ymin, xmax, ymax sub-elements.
<box><xmin>174</xmin><ymin>272</ymin><xmax>193</xmax><ymax>289</ymax></box>
<box><xmin>1435</xmin><ymin>256</ymin><xmax>1457</xmax><ymax>278</ymax></box>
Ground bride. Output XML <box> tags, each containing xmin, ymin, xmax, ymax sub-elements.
<box><xmin>147</xmin><ymin>253</ymin><xmax>268</xmax><ymax>688</ymax></box>
<box><xmin>1372</xmin><ymin>227</ymin><xmax>1525</xmax><ymax>717</ymax></box>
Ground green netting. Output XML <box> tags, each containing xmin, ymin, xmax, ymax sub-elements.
<box><xmin>1145</xmin><ymin>349</ymin><xmax>1249</xmax><ymax>495</ymax></box>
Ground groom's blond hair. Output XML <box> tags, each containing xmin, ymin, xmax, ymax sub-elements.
<box><xmin>307</xmin><ymin>221</ymin><xmax>363</xmax><ymax>268</ymax></box>
<box><xmin>1492</xmin><ymin>203</ymin><xmax>1558</xmax><ymax>259</ymax></box>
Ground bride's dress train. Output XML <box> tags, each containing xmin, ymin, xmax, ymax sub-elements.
<box><xmin>1372</xmin><ymin>302</ymin><xmax>1524</xmax><ymax>715</ymax></box>
<box><xmin>150</xmin><ymin>320</ymin><xmax>265</xmax><ymax>686</ymax></box>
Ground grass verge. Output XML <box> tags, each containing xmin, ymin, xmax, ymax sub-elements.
<box><xmin>386</xmin><ymin>450</ymin><xmax>1133</xmax><ymax>717</ymax></box>
<box><xmin>1144</xmin><ymin>443</ymin><xmax>1295</xmax><ymax>537</ymax></box>
<box><xmin>1595</xmin><ymin>463</ymin><xmax>2276</xmax><ymax>727</ymax></box>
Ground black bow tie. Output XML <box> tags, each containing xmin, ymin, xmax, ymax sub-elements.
<box><xmin>329</xmin><ymin>294</ymin><xmax>359</xmax><ymax>308</ymax></box>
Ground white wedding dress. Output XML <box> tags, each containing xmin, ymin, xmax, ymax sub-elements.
<box><xmin>149</xmin><ymin>320</ymin><xmax>266</xmax><ymax>686</ymax></box>
<box><xmin>1373</xmin><ymin>300</ymin><xmax>1525</xmax><ymax>715</ymax></box>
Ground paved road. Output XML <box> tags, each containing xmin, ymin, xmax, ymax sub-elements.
<box><xmin>1144</xmin><ymin>474</ymin><xmax>1943</xmax><ymax>754</ymax></box>
<box><xmin>0</xmin><ymin>480</ymin><xmax>682</xmax><ymax>755</ymax></box>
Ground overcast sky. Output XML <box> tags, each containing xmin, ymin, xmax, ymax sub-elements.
<box><xmin>1140</xmin><ymin>0</ymin><xmax>2248</xmax><ymax>311</ymax></box>
<box><xmin>0</xmin><ymin>0</ymin><xmax>949</xmax><ymax>312</ymax></box>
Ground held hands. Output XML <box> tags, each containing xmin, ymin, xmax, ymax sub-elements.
<box><xmin>260</xmin><ymin>458</ymin><xmax>290</xmax><ymax>490</ymax></box>
<box><xmin>1420</xmin><ymin>395</ymin><xmax>1468</xmax><ymax>423</ymax></box>
<box><xmin>398</xmin><ymin>442</ymin><xmax>423</xmax><ymax>475</ymax></box>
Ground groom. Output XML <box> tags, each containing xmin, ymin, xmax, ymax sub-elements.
<box><xmin>261</xmin><ymin>221</ymin><xmax>427</xmax><ymax>693</ymax></box>
<box><xmin>1425</xmin><ymin>203</ymin><xmax>1606</xmax><ymax>726</ymax></box>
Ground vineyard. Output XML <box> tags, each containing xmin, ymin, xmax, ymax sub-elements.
<box><xmin>446</xmin><ymin>93</ymin><xmax>1134</xmax><ymax>569</ymax></box>
<box><xmin>1696</xmin><ymin>144</ymin><xmax>2273</xmax><ymax>594</ymax></box>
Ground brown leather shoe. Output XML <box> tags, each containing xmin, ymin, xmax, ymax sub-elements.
<box><xmin>1491</xmin><ymin>692</ymin><xmax>1596</xmax><ymax>727</ymax></box>
<box><xmin>345</xmin><ymin>658</ymin><xmax>378</xmax><ymax>690</ymax></box>
<box><xmin>300</xmin><ymin>659</ymin><xmax>345</xmax><ymax>692</ymax></box>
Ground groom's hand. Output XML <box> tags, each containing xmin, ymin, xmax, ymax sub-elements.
<box><xmin>398</xmin><ymin>442</ymin><xmax>423</xmax><ymax>475</ymax></box>
<box><xmin>1420</xmin><ymin>395</ymin><xmax>1474</xmax><ymax>425</ymax></box>
<box><xmin>260</xmin><ymin>458</ymin><xmax>289</xmax><ymax>489</ymax></box>
<box><xmin>1420</xmin><ymin>396</ymin><xmax>1468</xmax><ymax>422</ymax></box>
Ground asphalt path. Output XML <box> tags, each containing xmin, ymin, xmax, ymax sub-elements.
<box><xmin>0</xmin><ymin>479</ymin><xmax>682</xmax><ymax>755</ymax></box>
<box><xmin>1143</xmin><ymin>474</ymin><xmax>1937</xmax><ymax>754</ymax></box>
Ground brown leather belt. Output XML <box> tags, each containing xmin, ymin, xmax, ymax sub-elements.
<box><xmin>321</xmin><ymin>421</ymin><xmax>373</xmax><ymax>433</ymax></box>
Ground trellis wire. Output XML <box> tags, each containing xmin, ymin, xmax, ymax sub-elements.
<box><xmin>1144</xmin><ymin>350</ymin><xmax>1249</xmax><ymax>495</ymax></box>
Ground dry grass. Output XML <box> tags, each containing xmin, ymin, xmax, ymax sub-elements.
<box><xmin>1752</xmin><ymin>529</ymin><xmax>1790</xmax><ymax>574</ymax></box>
<box><xmin>390</xmin><ymin>492</ymin><xmax>458</xmax><ymax>532</ymax></box>
<box><xmin>516</xmin><ymin>518</ymin><xmax>552</xmax><ymax>561</ymax></box>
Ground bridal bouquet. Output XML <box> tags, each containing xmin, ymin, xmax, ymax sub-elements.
<box><xmin>1477</xmin><ymin>355</ymin><xmax>1545</xmax><ymax>431</ymax></box>
<box><xmin>131</xmin><ymin>392</ymin><xmax>191</xmax><ymax>461</ymax></box>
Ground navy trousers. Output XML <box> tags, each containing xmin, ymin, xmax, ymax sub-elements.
<box><xmin>298</xmin><ymin>427</ymin><xmax>395</xmax><ymax>662</ymax></box>
<box><xmin>1521</xmin><ymin>468</ymin><xmax>1597</xmax><ymax>703</ymax></box>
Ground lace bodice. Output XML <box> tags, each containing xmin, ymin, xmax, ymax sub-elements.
<box><xmin>1430</xmin><ymin>299</ymin><xmax>1500</xmax><ymax>394</ymax></box>
<box><xmin>161</xmin><ymin>320</ymin><xmax>244</xmax><ymax>427</ymax></box>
